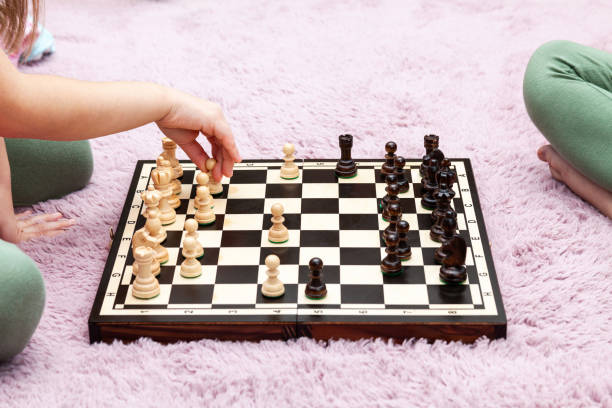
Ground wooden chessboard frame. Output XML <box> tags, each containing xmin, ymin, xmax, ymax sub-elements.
<box><xmin>88</xmin><ymin>159</ymin><xmax>506</xmax><ymax>344</ymax></box>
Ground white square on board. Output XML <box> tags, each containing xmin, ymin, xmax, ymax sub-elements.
<box><xmin>212</xmin><ymin>284</ymin><xmax>257</xmax><ymax>304</ymax></box>
<box><xmin>172</xmin><ymin>265</ymin><xmax>217</xmax><ymax>285</ymax></box>
<box><xmin>266</xmin><ymin>169</ymin><xmax>302</xmax><ymax>184</ymax></box>
<box><xmin>257</xmin><ymin>264</ymin><xmax>299</xmax><ymax>284</ymax></box>
<box><xmin>337</xmin><ymin>168</ymin><xmax>375</xmax><ymax>184</ymax></box>
<box><xmin>299</xmin><ymin>247</ymin><xmax>340</xmax><ymax>266</ymax></box>
<box><xmin>383</xmin><ymin>284</ymin><xmax>429</xmax><ymax>305</ymax></box>
<box><xmin>300</xmin><ymin>214</ymin><xmax>340</xmax><ymax>230</ymax></box>
<box><xmin>260</xmin><ymin>230</ymin><xmax>301</xmax><ymax>247</ymax></box>
<box><xmin>340</xmin><ymin>265</ymin><xmax>383</xmax><ymax>285</ymax></box>
<box><xmin>298</xmin><ymin>283</ymin><xmax>341</xmax><ymax>305</ymax></box>
<box><xmin>339</xmin><ymin>230</ymin><xmax>381</xmax><ymax>247</ymax></box>
<box><xmin>125</xmin><ymin>284</ymin><xmax>171</xmax><ymax>305</ymax></box>
<box><xmin>302</xmin><ymin>183</ymin><xmax>339</xmax><ymax>198</ymax></box>
<box><xmin>338</xmin><ymin>198</ymin><xmax>378</xmax><ymax>214</ymax></box>
<box><xmin>218</xmin><ymin>247</ymin><xmax>260</xmax><ymax>266</ymax></box>
<box><xmin>264</xmin><ymin>198</ymin><xmax>301</xmax><ymax>214</ymax></box>
<box><xmin>227</xmin><ymin>184</ymin><xmax>266</xmax><ymax>199</ymax></box>
<box><xmin>223</xmin><ymin>214</ymin><xmax>264</xmax><ymax>231</ymax></box>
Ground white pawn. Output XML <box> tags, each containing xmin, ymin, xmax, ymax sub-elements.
<box><xmin>262</xmin><ymin>255</ymin><xmax>285</xmax><ymax>298</ymax></box>
<box><xmin>151</xmin><ymin>157</ymin><xmax>178</xmax><ymax>222</ymax></box>
<box><xmin>184</xmin><ymin>218</ymin><xmax>204</xmax><ymax>259</ymax></box>
<box><xmin>280</xmin><ymin>143</ymin><xmax>299</xmax><ymax>180</ymax></box>
<box><xmin>268</xmin><ymin>203</ymin><xmax>289</xmax><ymax>243</ymax></box>
<box><xmin>194</xmin><ymin>171</ymin><xmax>213</xmax><ymax>210</ymax></box>
<box><xmin>161</xmin><ymin>137</ymin><xmax>183</xmax><ymax>193</ymax></box>
<box><xmin>132</xmin><ymin>246</ymin><xmax>160</xmax><ymax>299</ymax></box>
<box><xmin>205</xmin><ymin>158</ymin><xmax>224</xmax><ymax>195</ymax></box>
<box><xmin>180</xmin><ymin>236</ymin><xmax>202</xmax><ymax>278</ymax></box>
<box><xmin>194</xmin><ymin>186</ymin><xmax>216</xmax><ymax>225</ymax></box>
<box><xmin>136</xmin><ymin>185</ymin><xmax>166</xmax><ymax>243</ymax></box>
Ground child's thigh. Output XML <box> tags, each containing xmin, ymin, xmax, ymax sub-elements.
<box><xmin>0</xmin><ymin>240</ymin><xmax>45</xmax><ymax>362</ymax></box>
<box><xmin>5</xmin><ymin>139</ymin><xmax>94</xmax><ymax>206</ymax></box>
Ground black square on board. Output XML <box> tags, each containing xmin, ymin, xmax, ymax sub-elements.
<box><xmin>169</xmin><ymin>285</ymin><xmax>214</xmax><ymax>304</ymax></box>
<box><xmin>266</xmin><ymin>184</ymin><xmax>302</xmax><ymax>198</ymax></box>
<box><xmin>453</xmin><ymin>197</ymin><xmax>464</xmax><ymax>212</ymax></box>
<box><xmin>178</xmin><ymin>247</ymin><xmax>220</xmax><ymax>266</ymax></box>
<box><xmin>340</xmin><ymin>248</ymin><xmax>381</xmax><ymax>265</ymax></box>
<box><xmin>300</xmin><ymin>230</ymin><xmax>340</xmax><ymax>247</ymax></box>
<box><xmin>114</xmin><ymin>284</ymin><xmax>129</xmax><ymax>306</ymax></box>
<box><xmin>339</xmin><ymin>184</ymin><xmax>377</xmax><ymax>199</ymax></box>
<box><xmin>382</xmin><ymin>266</ymin><xmax>426</xmax><ymax>284</ymax></box>
<box><xmin>302</xmin><ymin>198</ymin><xmax>339</xmax><ymax>214</ymax></box>
<box><xmin>466</xmin><ymin>265</ymin><xmax>478</xmax><ymax>284</ymax></box>
<box><xmin>302</xmin><ymin>169</ymin><xmax>337</xmax><ymax>183</ymax></box>
<box><xmin>176</xmin><ymin>199</ymin><xmax>189</xmax><ymax>214</ymax></box>
<box><xmin>194</xmin><ymin>214</ymin><xmax>225</xmax><ymax>231</ymax></box>
<box><xmin>399</xmin><ymin>198</ymin><xmax>417</xmax><ymax>214</ymax></box>
<box><xmin>157</xmin><ymin>265</ymin><xmax>176</xmax><ymax>284</ymax></box>
<box><xmin>299</xmin><ymin>265</ymin><xmax>340</xmax><ymax>284</ymax></box>
<box><xmin>221</xmin><ymin>230</ymin><xmax>262</xmax><ymax>247</ymax></box>
<box><xmin>427</xmin><ymin>284</ymin><xmax>472</xmax><ymax>305</ymax></box>
<box><xmin>417</xmin><ymin>214</ymin><xmax>434</xmax><ymax>230</ymax></box>
<box><xmin>260</xmin><ymin>247</ymin><xmax>300</xmax><ymax>265</ymax></box>
<box><xmin>230</xmin><ymin>169</ymin><xmax>267</xmax><ymax>184</ymax></box>
<box><xmin>215</xmin><ymin>266</ymin><xmax>259</xmax><ymax>284</ymax></box>
<box><xmin>263</xmin><ymin>213</ymin><xmax>301</xmax><ymax>230</ymax></box>
<box><xmin>421</xmin><ymin>248</ymin><xmax>439</xmax><ymax>265</ymax></box>
<box><xmin>180</xmin><ymin>170</ymin><xmax>195</xmax><ymax>184</ymax></box>
<box><xmin>413</xmin><ymin>183</ymin><xmax>423</xmax><ymax>198</ymax></box>
<box><xmin>225</xmin><ymin>199</ymin><xmax>265</xmax><ymax>214</ymax></box>
<box><xmin>339</xmin><ymin>214</ymin><xmax>379</xmax><ymax>230</ymax></box>
<box><xmin>193</xmin><ymin>184</ymin><xmax>228</xmax><ymax>199</ymax></box>
<box><xmin>164</xmin><ymin>230</ymin><xmax>183</xmax><ymax>248</ymax></box>
<box><xmin>341</xmin><ymin>284</ymin><xmax>384</xmax><ymax>304</ymax></box>
<box><xmin>256</xmin><ymin>284</ymin><xmax>298</xmax><ymax>304</ymax></box>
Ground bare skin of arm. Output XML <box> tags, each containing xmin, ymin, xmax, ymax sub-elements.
<box><xmin>0</xmin><ymin>50</ymin><xmax>241</xmax><ymax>243</ymax></box>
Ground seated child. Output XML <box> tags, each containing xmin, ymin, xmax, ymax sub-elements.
<box><xmin>0</xmin><ymin>0</ymin><xmax>241</xmax><ymax>362</ymax></box>
<box><xmin>523</xmin><ymin>40</ymin><xmax>612</xmax><ymax>218</ymax></box>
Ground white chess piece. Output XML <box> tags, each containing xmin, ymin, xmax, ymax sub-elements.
<box><xmin>194</xmin><ymin>186</ymin><xmax>216</xmax><ymax>225</ymax></box>
<box><xmin>280</xmin><ymin>143</ymin><xmax>299</xmax><ymax>179</ymax></box>
<box><xmin>161</xmin><ymin>137</ymin><xmax>183</xmax><ymax>193</ymax></box>
<box><xmin>194</xmin><ymin>172</ymin><xmax>213</xmax><ymax>209</ymax></box>
<box><xmin>132</xmin><ymin>246</ymin><xmax>161</xmax><ymax>299</ymax></box>
<box><xmin>205</xmin><ymin>158</ymin><xmax>224</xmax><ymax>195</ymax></box>
<box><xmin>154</xmin><ymin>156</ymin><xmax>181</xmax><ymax>209</ymax></box>
<box><xmin>180</xmin><ymin>236</ymin><xmax>202</xmax><ymax>278</ymax></box>
<box><xmin>268</xmin><ymin>203</ymin><xmax>289</xmax><ymax>243</ymax></box>
<box><xmin>133</xmin><ymin>207</ymin><xmax>168</xmax><ymax>265</ymax></box>
<box><xmin>135</xmin><ymin>185</ymin><xmax>166</xmax><ymax>243</ymax></box>
<box><xmin>152</xmin><ymin>157</ymin><xmax>178</xmax><ymax>222</ymax></box>
<box><xmin>184</xmin><ymin>218</ymin><xmax>204</xmax><ymax>259</ymax></box>
<box><xmin>261</xmin><ymin>254</ymin><xmax>285</xmax><ymax>298</ymax></box>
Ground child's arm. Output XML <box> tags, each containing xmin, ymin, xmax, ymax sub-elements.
<box><xmin>0</xmin><ymin>137</ymin><xmax>73</xmax><ymax>243</ymax></box>
<box><xmin>0</xmin><ymin>52</ymin><xmax>240</xmax><ymax>180</ymax></box>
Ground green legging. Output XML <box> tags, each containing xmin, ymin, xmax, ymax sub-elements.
<box><xmin>523</xmin><ymin>40</ymin><xmax>612</xmax><ymax>191</ymax></box>
<box><xmin>0</xmin><ymin>139</ymin><xmax>92</xmax><ymax>362</ymax></box>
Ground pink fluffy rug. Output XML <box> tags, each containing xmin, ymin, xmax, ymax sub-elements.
<box><xmin>2</xmin><ymin>0</ymin><xmax>611</xmax><ymax>406</ymax></box>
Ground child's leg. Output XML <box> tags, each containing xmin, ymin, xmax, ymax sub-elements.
<box><xmin>523</xmin><ymin>40</ymin><xmax>612</xmax><ymax>212</ymax></box>
<box><xmin>5</xmin><ymin>139</ymin><xmax>93</xmax><ymax>206</ymax></box>
<box><xmin>0</xmin><ymin>240</ymin><xmax>45</xmax><ymax>362</ymax></box>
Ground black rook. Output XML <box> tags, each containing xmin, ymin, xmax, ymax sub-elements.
<box><xmin>335</xmin><ymin>134</ymin><xmax>357</xmax><ymax>178</ymax></box>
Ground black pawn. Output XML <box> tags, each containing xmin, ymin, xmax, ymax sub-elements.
<box><xmin>434</xmin><ymin>209</ymin><xmax>458</xmax><ymax>263</ymax></box>
<box><xmin>439</xmin><ymin>236</ymin><xmax>467</xmax><ymax>284</ymax></box>
<box><xmin>430</xmin><ymin>174</ymin><xmax>455</xmax><ymax>242</ymax></box>
<box><xmin>335</xmin><ymin>134</ymin><xmax>357</xmax><ymax>178</ymax></box>
<box><xmin>380</xmin><ymin>174</ymin><xmax>397</xmax><ymax>210</ymax></box>
<box><xmin>394</xmin><ymin>156</ymin><xmax>409</xmax><ymax>194</ymax></box>
<box><xmin>396</xmin><ymin>219</ymin><xmax>412</xmax><ymax>260</ymax></box>
<box><xmin>380</xmin><ymin>141</ymin><xmax>397</xmax><ymax>181</ymax></box>
<box><xmin>381</xmin><ymin>231</ymin><xmax>402</xmax><ymax>276</ymax></box>
<box><xmin>436</xmin><ymin>158</ymin><xmax>456</xmax><ymax>188</ymax></box>
<box><xmin>305</xmin><ymin>257</ymin><xmax>327</xmax><ymax>300</ymax></box>
<box><xmin>383</xmin><ymin>202</ymin><xmax>402</xmax><ymax>241</ymax></box>
<box><xmin>420</xmin><ymin>134</ymin><xmax>439</xmax><ymax>176</ymax></box>
<box><xmin>382</xmin><ymin>183</ymin><xmax>400</xmax><ymax>221</ymax></box>
<box><xmin>421</xmin><ymin>158</ymin><xmax>440</xmax><ymax>209</ymax></box>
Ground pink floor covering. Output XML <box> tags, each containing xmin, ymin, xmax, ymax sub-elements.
<box><xmin>2</xmin><ymin>0</ymin><xmax>612</xmax><ymax>406</ymax></box>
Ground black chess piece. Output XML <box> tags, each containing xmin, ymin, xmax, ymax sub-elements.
<box><xmin>434</xmin><ymin>209</ymin><xmax>458</xmax><ymax>263</ymax></box>
<box><xmin>381</xmin><ymin>231</ymin><xmax>402</xmax><ymax>276</ymax></box>
<box><xmin>383</xmin><ymin>202</ymin><xmax>402</xmax><ymax>241</ymax></box>
<box><xmin>420</xmin><ymin>134</ymin><xmax>439</xmax><ymax>176</ymax></box>
<box><xmin>430</xmin><ymin>173</ymin><xmax>456</xmax><ymax>242</ymax></box>
<box><xmin>436</xmin><ymin>158</ymin><xmax>456</xmax><ymax>188</ymax></box>
<box><xmin>394</xmin><ymin>156</ymin><xmax>409</xmax><ymax>194</ymax></box>
<box><xmin>305</xmin><ymin>257</ymin><xmax>327</xmax><ymax>299</ymax></box>
<box><xmin>439</xmin><ymin>236</ymin><xmax>467</xmax><ymax>284</ymax></box>
<box><xmin>335</xmin><ymin>134</ymin><xmax>357</xmax><ymax>178</ymax></box>
<box><xmin>396</xmin><ymin>219</ymin><xmax>412</xmax><ymax>260</ymax></box>
<box><xmin>382</xmin><ymin>182</ymin><xmax>400</xmax><ymax>221</ymax></box>
<box><xmin>380</xmin><ymin>174</ymin><xmax>397</xmax><ymax>210</ymax></box>
<box><xmin>421</xmin><ymin>157</ymin><xmax>440</xmax><ymax>209</ymax></box>
<box><xmin>380</xmin><ymin>141</ymin><xmax>397</xmax><ymax>181</ymax></box>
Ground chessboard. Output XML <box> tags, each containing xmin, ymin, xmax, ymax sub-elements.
<box><xmin>88</xmin><ymin>159</ymin><xmax>506</xmax><ymax>344</ymax></box>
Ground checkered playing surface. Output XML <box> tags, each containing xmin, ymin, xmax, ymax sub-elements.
<box><xmin>94</xmin><ymin>159</ymin><xmax>501</xmax><ymax>325</ymax></box>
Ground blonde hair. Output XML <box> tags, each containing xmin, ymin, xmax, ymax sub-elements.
<box><xmin>0</xmin><ymin>0</ymin><xmax>41</xmax><ymax>55</ymax></box>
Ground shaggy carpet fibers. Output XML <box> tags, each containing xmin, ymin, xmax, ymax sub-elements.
<box><xmin>2</xmin><ymin>0</ymin><xmax>612</xmax><ymax>406</ymax></box>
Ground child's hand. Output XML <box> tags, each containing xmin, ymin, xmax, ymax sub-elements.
<box><xmin>156</xmin><ymin>89</ymin><xmax>242</xmax><ymax>181</ymax></box>
<box><xmin>13</xmin><ymin>210</ymin><xmax>75</xmax><ymax>242</ymax></box>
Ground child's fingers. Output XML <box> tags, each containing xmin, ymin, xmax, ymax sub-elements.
<box><xmin>19</xmin><ymin>212</ymin><xmax>63</xmax><ymax>227</ymax></box>
<box><xmin>181</xmin><ymin>140</ymin><xmax>210</xmax><ymax>172</ymax></box>
<box><xmin>222</xmin><ymin>148</ymin><xmax>234</xmax><ymax>178</ymax></box>
<box><xmin>22</xmin><ymin>218</ymin><xmax>75</xmax><ymax>238</ymax></box>
<box><xmin>211</xmin><ymin>143</ymin><xmax>223</xmax><ymax>182</ymax></box>
<box><xmin>15</xmin><ymin>210</ymin><xmax>33</xmax><ymax>219</ymax></box>
<box><xmin>209</xmin><ymin>118</ymin><xmax>241</xmax><ymax>163</ymax></box>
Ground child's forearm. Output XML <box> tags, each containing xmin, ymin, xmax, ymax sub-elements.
<box><xmin>1</xmin><ymin>73</ymin><xmax>173</xmax><ymax>141</ymax></box>
<box><xmin>0</xmin><ymin>137</ymin><xmax>18</xmax><ymax>243</ymax></box>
